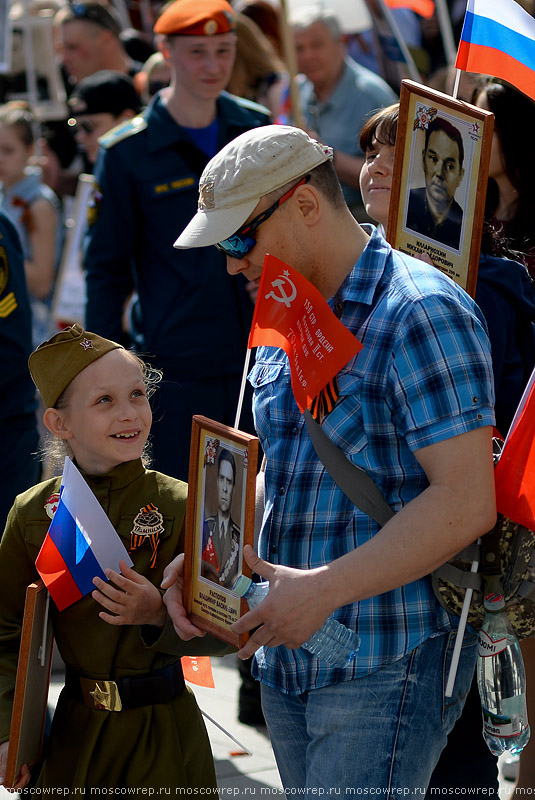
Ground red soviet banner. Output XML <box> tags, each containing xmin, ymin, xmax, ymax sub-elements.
<box><xmin>248</xmin><ymin>254</ymin><xmax>363</xmax><ymax>412</ymax></box>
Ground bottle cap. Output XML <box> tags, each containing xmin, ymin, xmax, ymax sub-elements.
<box><xmin>484</xmin><ymin>592</ymin><xmax>505</xmax><ymax>611</ymax></box>
<box><xmin>232</xmin><ymin>574</ymin><xmax>253</xmax><ymax>597</ymax></box>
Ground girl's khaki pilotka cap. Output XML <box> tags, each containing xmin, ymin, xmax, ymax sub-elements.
<box><xmin>28</xmin><ymin>324</ymin><xmax>123</xmax><ymax>409</ymax></box>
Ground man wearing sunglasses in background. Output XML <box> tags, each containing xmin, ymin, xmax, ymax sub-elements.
<box><xmin>67</xmin><ymin>70</ymin><xmax>141</xmax><ymax>170</ymax></box>
<box><xmin>84</xmin><ymin>0</ymin><xmax>270</xmax><ymax>483</ymax></box>
<box><xmin>54</xmin><ymin>1</ymin><xmax>143</xmax><ymax>88</ymax></box>
<box><xmin>168</xmin><ymin>124</ymin><xmax>497</xmax><ymax>794</ymax></box>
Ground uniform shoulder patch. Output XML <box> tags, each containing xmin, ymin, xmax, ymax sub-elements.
<box><xmin>98</xmin><ymin>115</ymin><xmax>148</xmax><ymax>149</ymax></box>
<box><xmin>0</xmin><ymin>292</ymin><xmax>17</xmax><ymax>318</ymax></box>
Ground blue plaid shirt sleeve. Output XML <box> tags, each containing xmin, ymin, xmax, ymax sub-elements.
<box><xmin>389</xmin><ymin>291</ymin><xmax>495</xmax><ymax>451</ymax></box>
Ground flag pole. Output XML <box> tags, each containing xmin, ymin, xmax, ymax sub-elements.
<box><xmin>201</xmin><ymin>709</ymin><xmax>253</xmax><ymax>756</ymax></box>
<box><xmin>435</xmin><ymin>0</ymin><xmax>457</xmax><ymax>65</ymax></box>
<box><xmin>442</xmin><ymin>4</ymin><xmax>478</xmax><ymax>698</ymax></box>
<box><xmin>445</xmin><ymin>541</ymin><xmax>480</xmax><ymax>697</ymax></box>
<box><xmin>278</xmin><ymin>0</ymin><xmax>306</xmax><ymax>130</ymax></box>
<box><xmin>451</xmin><ymin>69</ymin><xmax>461</xmax><ymax>101</ymax></box>
<box><xmin>376</xmin><ymin>0</ymin><xmax>422</xmax><ymax>83</ymax></box>
<box><xmin>234</xmin><ymin>348</ymin><xmax>252</xmax><ymax>430</ymax></box>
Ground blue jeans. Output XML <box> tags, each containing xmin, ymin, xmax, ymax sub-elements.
<box><xmin>261</xmin><ymin>630</ymin><xmax>477</xmax><ymax>799</ymax></box>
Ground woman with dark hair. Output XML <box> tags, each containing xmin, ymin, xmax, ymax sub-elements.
<box><xmin>474</xmin><ymin>79</ymin><xmax>535</xmax><ymax>277</ymax></box>
<box><xmin>359</xmin><ymin>102</ymin><xmax>535</xmax><ymax>795</ymax></box>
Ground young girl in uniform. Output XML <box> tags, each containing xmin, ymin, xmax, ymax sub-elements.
<box><xmin>0</xmin><ymin>324</ymin><xmax>226</xmax><ymax>791</ymax></box>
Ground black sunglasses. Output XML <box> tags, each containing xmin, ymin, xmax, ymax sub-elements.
<box><xmin>69</xmin><ymin>3</ymin><xmax>120</xmax><ymax>33</ymax></box>
<box><xmin>215</xmin><ymin>176</ymin><xmax>310</xmax><ymax>260</ymax></box>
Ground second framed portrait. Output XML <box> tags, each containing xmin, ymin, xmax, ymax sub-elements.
<box><xmin>386</xmin><ymin>80</ymin><xmax>494</xmax><ymax>297</ymax></box>
<box><xmin>183</xmin><ymin>416</ymin><xmax>260</xmax><ymax>647</ymax></box>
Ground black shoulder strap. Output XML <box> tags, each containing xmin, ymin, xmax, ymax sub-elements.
<box><xmin>303</xmin><ymin>409</ymin><xmax>394</xmax><ymax>528</ymax></box>
<box><xmin>171</xmin><ymin>141</ymin><xmax>211</xmax><ymax>177</ymax></box>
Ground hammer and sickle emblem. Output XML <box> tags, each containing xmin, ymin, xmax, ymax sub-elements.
<box><xmin>265</xmin><ymin>271</ymin><xmax>297</xmax><ymax>308</ymax></box>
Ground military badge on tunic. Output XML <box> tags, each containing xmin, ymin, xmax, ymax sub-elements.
<box><xmin>202</xmin><ymin>535</ymin><xmax>219</xmax><ymax>570</ymax></box>
<box><xmin>44</xmin><ymin>493</ymin><xmax>60</xmax><ymax>519</ymax></box>
<box><xmin>87</xmin><ymin>183</ymin><xmax>103</xmax><ymax>227</ymax></box>
<box><xmin>0</xmin><ymin>245</ymin><xmax>8</xmax><ymax>296</ymax></box>
<box><xmin>130</xmin><ymin>503</ymin><xmax>164</xmax><ymax>568</ymax></box>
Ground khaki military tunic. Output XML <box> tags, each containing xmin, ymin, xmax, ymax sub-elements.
<box><xmin>0</xmin><ymin>459</ymin><xmax>231</xmax><ymax>790</ymax></box>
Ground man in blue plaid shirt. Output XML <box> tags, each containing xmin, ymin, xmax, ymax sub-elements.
<box><xmin>169</xmin><ymin>125</ymin><xmax>497</xmax><ymax>795</ymax></box>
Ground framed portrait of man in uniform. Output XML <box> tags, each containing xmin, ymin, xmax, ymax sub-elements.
<box><xmin>183</xmin><ymin>416</ymin><xmax>260</xmax><ymax>647</ymax></box>
<box><xmin>386</xmin><ymin>80</ymin><xmax>494</xmax><ymax>298</ymax></box>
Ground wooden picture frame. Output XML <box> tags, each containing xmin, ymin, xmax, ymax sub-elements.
<box><xmin>183</xmin><ymin>416</ymin><xmax>260</xmax><ymax>647</ymax></box>
<box><xmin>5</xmin><ymin>580</ymin><xmax>54</xmax><ymax>788</ymax></box>
<box><xmin>386</xmin><ymin>80</ymin><xmax>494</xmax><ymax>298</ymax></box>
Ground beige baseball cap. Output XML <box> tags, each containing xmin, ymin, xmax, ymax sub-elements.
<box><xmin>174</xmin><ymin>125</ymin><xmax>333</xmax><ymax>249</ymax></box>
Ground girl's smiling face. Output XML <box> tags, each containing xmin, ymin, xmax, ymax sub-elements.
<box><xmin>53</xmin><ymin>349</ymin><xmax>152</xmax><ymax>475</ymax></box>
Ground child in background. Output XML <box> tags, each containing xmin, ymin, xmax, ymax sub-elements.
<box><xmin>0</xmin><ymin>102</ymin><xmax>62</xmax><ymax>347</ymax></box>
<box><xmin>0</xmin><ymin>324</ymin><xmax>228</xmax><ymax>791</ymax></box>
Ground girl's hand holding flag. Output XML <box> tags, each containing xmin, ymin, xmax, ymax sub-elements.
<box><xmin>92</xmin><ymin>559</ymin><xmax>167</xmax><ymax>627</ymax></box>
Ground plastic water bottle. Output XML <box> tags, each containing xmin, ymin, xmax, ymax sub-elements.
<box><xmin>476</xmin><ymin>592</ymin><xmax>530</xmax><ymax>755</ymax></box>
<box><xmin>232</xmin><ymin>575</ymin><xmax>360</xmax><ymax>668</ymax></box>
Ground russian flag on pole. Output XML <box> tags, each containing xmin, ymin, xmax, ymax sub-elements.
<box><xmin>36</xmin><ymin>458</ymin><xmax>133</xmax><ymax>611</ymax></box>
<box><xmin>455</xmin><ymin>0</ymin><xmax>535</xmax><ymax>102</ymax></box>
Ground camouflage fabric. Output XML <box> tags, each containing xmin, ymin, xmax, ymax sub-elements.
<box><xmin>432</xmin><ymin>513</ymin><xmax>535</xmax><ymax>639</ymax></box>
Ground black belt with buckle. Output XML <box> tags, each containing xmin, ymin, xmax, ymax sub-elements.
<box><xmin>66</xmin><ymin>661</ymin><xmax>186</xmax><ymax>712</ymax></box>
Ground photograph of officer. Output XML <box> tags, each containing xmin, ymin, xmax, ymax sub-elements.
<box><xmin>405</xmin><ymin>116</ymin><xmax>465</xmax><ymax>250</ymax></box>
<box><xmin>201</xmin><ymin>448</ymin><xmax>242</xmax><ymax>589</ymax></box>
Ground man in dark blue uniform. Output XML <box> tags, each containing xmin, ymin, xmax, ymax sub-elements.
<box><xmin>0</xmin><ymin>209</ymin><xmax>40</xmax><ymax>531</ymax></box>
<box><xmin>84</xmin><ymin>0</ymin><xmax>270</xmax><ymax>481</ymax></box>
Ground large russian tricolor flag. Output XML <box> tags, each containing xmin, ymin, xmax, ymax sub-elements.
<box><xmin>36</xmin><ymin>458</ymin><xmax>133</xmax><ymax>611</ymax></box>
<box><xmin>455</xmin><ymin>0</ymin><xmax>535</xmax><ymax>102</ymax></box>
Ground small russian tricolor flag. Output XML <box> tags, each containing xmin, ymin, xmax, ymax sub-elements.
<box><xmin>456</xmin><ymin>0</ymin><xmax>535</xmax><ymax>102</ymax></box>
<box><xmin>36</xmin><ymin>458</ymin><xmax>133</xmax><ymax>611</ymax></box>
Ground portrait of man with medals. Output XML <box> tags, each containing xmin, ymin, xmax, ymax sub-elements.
<box><xmin>201</xmin><ymin>448</ymin><xmax>241</xmax><ymax>589</ymax></box>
